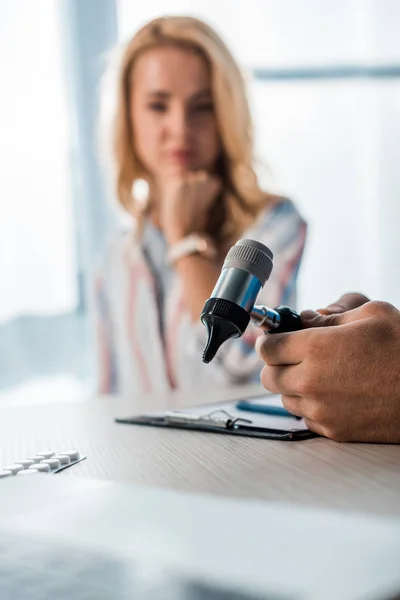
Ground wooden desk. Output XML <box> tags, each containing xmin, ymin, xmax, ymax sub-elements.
<box><xmin>1</xmin><ymin>384</ymin><xmax>399</xmax><ymax>518</ymax></box>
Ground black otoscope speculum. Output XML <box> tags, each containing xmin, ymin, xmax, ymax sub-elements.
<box><xmin>200</xmin><ymin>239</ymin><xmax>302</xmax><ymax>363</ymax></box>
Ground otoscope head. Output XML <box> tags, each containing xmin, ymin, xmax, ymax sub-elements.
<box><xmin>201</xmin><ymin>239</ymin><xmax>273</xmax><ymax>363</ymax></box>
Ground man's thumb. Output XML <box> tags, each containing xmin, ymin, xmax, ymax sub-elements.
<box><xmin>300</xmin><ymin>309</ymin><xmax>345</xmax><ymax>329</ymax></box>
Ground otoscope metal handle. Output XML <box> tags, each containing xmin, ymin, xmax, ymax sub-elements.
<box><xmin>251</xmin><ymin>305</ymin><xmax>302</xmax><ymax>333</ymax></box>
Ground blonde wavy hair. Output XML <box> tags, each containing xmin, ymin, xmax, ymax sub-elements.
<box><xmin>108</xmin><ymin>15</ymin><xmax>274</xmax><ymax>248</ymax></box>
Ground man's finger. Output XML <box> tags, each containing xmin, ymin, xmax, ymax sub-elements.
<box><xmin>301</xmin><ymin>300</ymin><xmax>397</xmax><ymax>331</ymax></box>
<box><xmin>260</xmin><ymin>364</ymin><xmax>301</xmax><ymax>396</ymax></box>
<box><xmin>300</xmin><ymin>309</ymin><xmax>347</xmax><ymax>328</ymax></box>
<box><xmin>303</xmin><ymin>418</ymin><xmax>326</xmax><ymax>437</ymax></box>
<box><xmin>316</xmin><ymin>304</ymin><xmax>346</xmax><ymax>315</ymax></box>
<box><xmin>281</xmin><ymin>397</ymin><xmax>327</xmax><ymax>435</ymax></box>
<box><xmin>300</xmin><ymin>305</ymin><xmax>370</xmax><ymax>329</ymax></box>
<box><xmin>281</xmin><ymin>395</ymin><xmax>304</xmax><ymax>418</ymax></box>
<box><xmin>322</xmin><ymin>292</ymin><xmax>370</xmax><ymax>315</ymax></box>
<box><xmin>302</xmin><ymin>294</ymin><xmax>371</xmax><ymax>328</ymax></box>
<box><xmin>256</xmin><ymin>330</ymin><xmax>305</xmax><ymax>366</ymax></box>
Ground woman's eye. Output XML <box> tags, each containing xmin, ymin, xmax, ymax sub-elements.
<box><xmin>148</xmin><ymin>102</ymin><xmax>167</xmax><ymax>112</ymax></box>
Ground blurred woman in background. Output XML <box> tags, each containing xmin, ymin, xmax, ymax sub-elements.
<box><xmin>96</xmin><ymin>15</ymin><xmax>307</xmax><ymax>396</ymax></box>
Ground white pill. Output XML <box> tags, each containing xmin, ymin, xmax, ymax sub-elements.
<box><xmin>25</xmin><ymin>456</ymin><xmax>42</xmax><ymax>464</ymax></box>
<box><xmin>53</xmin><ymin>455</ymin><xmax>70</xmax><ymax>465</ymax></box>
<box><xmin>60</xmin><ymin>450</ymin><xmax>80</xmax><ymax>461</ymax></box>
<box><xmin>4</xmin><ymin>464</ymin><xmax>24</xmax><ymax>475</ymax></box>
<box><xmin>17</xmin><ymin>469</ymin><xmax>40</xmax><ymax>476</ymax></box>
<box><xmin>0</xmin><ymin>470</ymin><xmax>13</xmax><ymax>478</ymax></box>
<box><xmin>30</xmin><ymin>463</ymin><xmax>51</xmax><ymax>473</ymax></box>
<box><xmin>36</xmin><ymin>451</ymin><xmax>55</xmax><ymax>459</ymax></box>
<box><xmin>40</xmin><ymin>458</ymin><xmax>61</xmax><ymax>470</ymax></box>
<box><xmin>16</xmin><ymin>459</ymin><xmax>35</xmax><ymax>469</ymax></box>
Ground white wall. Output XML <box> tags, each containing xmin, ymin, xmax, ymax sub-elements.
<box><xmin>251</xmin><ymin>79</ymin><xmax>400</xmax><ymax>309</ymax></box>
<box><xmin>118</xmin><ymin>0</ymin><xmax>400</xmax><ymax>66</ymax></box>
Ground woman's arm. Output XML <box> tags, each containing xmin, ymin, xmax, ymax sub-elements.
<box><xmin>158</xmin><ymin>171</ymin><xmax>222</xmax><ymax>321</ymax></box>
<box><xmin>171</xmin><ymin>252</ymin><xmax>221</xmax><ymax>321</ymax></box>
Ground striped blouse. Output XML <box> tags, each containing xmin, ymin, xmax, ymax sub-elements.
<box><xmin>95</xmin><ymin>198</ymin><xmax>307</xmax><ymax>398</ymax></box>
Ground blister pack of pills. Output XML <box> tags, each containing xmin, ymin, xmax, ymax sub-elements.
<box><xmin>0</xmin><ymin>450</ymin><xmax>86</xmax><ymax>479</ymax></box>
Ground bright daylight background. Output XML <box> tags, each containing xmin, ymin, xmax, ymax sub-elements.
<box><xmin>0</xmin><ymin>0</ymin><xmax>399</xmax><ymax>403</ymax></box>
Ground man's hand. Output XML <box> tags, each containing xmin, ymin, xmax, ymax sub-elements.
<box><xmin>256</xmin><ymin>301</ymin><xmax>400</xmax><ymax>443</ymax></box>
<box><xmin>159</xmin><ymin>171</ymin><xmax>221</xmax><ymax>244</ymax></box>
<box><xmin>315</xmin><ymin>292</ymin><xmax>370</xmax><ymax>315</ymax></box>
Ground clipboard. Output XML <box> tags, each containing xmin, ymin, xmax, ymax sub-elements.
<box><xmin>115</xmin><ymin>397</ymin><xmax>317</xmax><ymax>441</ymax></box>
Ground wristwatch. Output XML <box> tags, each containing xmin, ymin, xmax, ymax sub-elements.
<box><xmin>167</xmin><ymin>233</ymin><xmax>217</xmax><ymax>265</ymax></box>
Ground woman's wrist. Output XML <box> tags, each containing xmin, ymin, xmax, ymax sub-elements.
<box><xmin>165</xmin><ymin>229</ymin><xmax>188</xmax><ymax>246</ymax></box>
<box><xmin>167</xmin><ymin>233</ymin><xmax>217</xmax><ymax>265</ymax></box>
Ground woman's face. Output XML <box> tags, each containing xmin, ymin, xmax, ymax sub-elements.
<box><xmin>130</xmin><ymin>45</ymin><xmax>221</xmax><ymax>180</ymax></box>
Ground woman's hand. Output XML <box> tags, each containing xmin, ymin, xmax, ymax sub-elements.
<box><xmin>159</xmin><ymin>171</ymin><xmax>221</xmax><ymax>244</ymax></box>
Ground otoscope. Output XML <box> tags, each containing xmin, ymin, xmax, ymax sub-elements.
<box><xmin>201</xmin><ymin>239</ymin><xmax>302</xmax><ymax>363</ymax></box>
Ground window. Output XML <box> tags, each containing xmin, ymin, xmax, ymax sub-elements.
<box><xmin>0</xmin><ymin>0</ymin><xmax>117</xmax><ymax>403</ymax></box>
<box><xmin>0</xmin><ymin>1</ymin><xmax>77</xmax><ymax>321</ymax></box>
